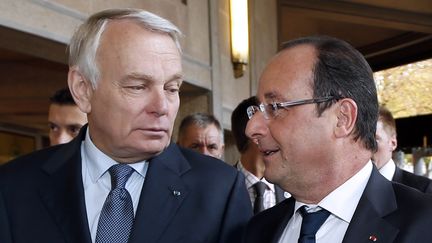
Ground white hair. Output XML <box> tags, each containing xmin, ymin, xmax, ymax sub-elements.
<box><xmin>68</xmin><ymin>8</ymin><xmax>182</xmax><ymax>88</ymax></box>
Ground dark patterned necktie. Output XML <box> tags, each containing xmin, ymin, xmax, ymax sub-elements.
<box><xmin>253</xmin><ymin>181</ymin><xmax>266</xmax><ymax>214</ymax></box>
<box><xmin>96</xmin><ymin>164</ymin><xmax>135</xmax><ymax>243</ymax></box>
<box><xmin>298</xmin><ymin>206</ymin><xmax>331</xmax><ymax>243</ymax></box>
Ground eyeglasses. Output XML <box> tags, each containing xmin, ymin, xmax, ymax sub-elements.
<box><xmin>247</xmin><ymin>96</ymin><xmax>336</xmax><ymax>120</ymax></box>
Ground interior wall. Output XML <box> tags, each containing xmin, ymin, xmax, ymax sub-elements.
<box><xmin>0</xmin><ymin>0</ymin><xmax>279</xmax><ymax>163</ymax></box>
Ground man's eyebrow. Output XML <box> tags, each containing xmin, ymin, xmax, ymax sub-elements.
<box><xmin>166</xmin><ymin>74</ymin><xmax>184</xmax><ymax>85</ymax></box>
<box><xmin>122</xmin><ymin>73</ymin><xmax>153</xmax><ymax>82</ymax></box>
<box><xmin>67</xmin><ymin>124</ymin><xmax>84</xmax><ymax>127</ymax></box>
<box><xmin>263</xmin><ymin>91</ymin><xmax>279</xmax><ymax>100</ymax></box>
<box><xmin>169</xmin><ymin>74</ymin><xmax>184</xmax><ymax>81</ymax></box>
<box><xmin>122</xmin><ymin>73</ymin><xmax>184</xmax><ymax>82</ymax></box>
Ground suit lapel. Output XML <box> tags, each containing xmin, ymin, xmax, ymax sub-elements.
<box><xmin>392</xmin><ymin>167</ymin><xmax>403</xmax><ymax>183</ymax></box>
<box><xmin>342</xmin><ymin>167</ymin><xmax>399</xmax><ymax>243</ymax></box>
<box><xmin>271</xmin><ymin>198</ymin><xmax>295</xmax><ymax>243</ymax></box>
<box><xmin>129</xmin><ymin>143</ymin><xmax>190</xmax><ymax>243</ymax></box>
<box><xmin>39</xmin><ymin>127</ymin><xmax>92</xmax><ymax>243</ymax></box>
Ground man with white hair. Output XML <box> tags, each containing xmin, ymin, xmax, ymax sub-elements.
<box><xmin>0</xmin><ymin>8</ymin><xmax>251</xmax><ymax>243</ymax></box>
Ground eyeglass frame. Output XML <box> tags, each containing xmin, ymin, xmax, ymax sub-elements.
<box><xmin>246</xmin><ymin>96</ymin><xmax>336</xmax><ymax>120</ymax></box>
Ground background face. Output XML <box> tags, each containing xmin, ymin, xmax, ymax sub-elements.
<box><xmin>48</xmin><ymin>104</ymin><xmax>87</xmax><ymax>145</ymax></box>
<box><xmin>373</xmin><ymin>120</ymin><xmax>397</xmax><ymax>169</ymax></box>
<box><xmin>87</xmin><ymin>20</ymin><xmax>182</xmax><ymax>163</ymax></box>
<box><xmin>178</xmin><ymin>124</ymin><xmax>224</xmax><ymax>159</ymax></box>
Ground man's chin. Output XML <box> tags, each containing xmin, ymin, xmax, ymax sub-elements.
<box><xmin>141</xmin><ymin>142</ymin><xmax>170</xmax><ymax>155</ymax></box>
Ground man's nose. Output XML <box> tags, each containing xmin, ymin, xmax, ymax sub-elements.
<box><xmin>245</xmin><ymin>112</ymin><xmax>267</xmax><ymax>141</ymax></box>
<box><xmin>199</xmin><ymin>147</ymin><xmax>209</xmax><ymax>155</ymax></box>
<box><xmin>54</xmin><ymin>131</ymin><xmax>73</xmax><ymax>145</ymax></box>
<box><xmin>149</xmin><ymin>89</ymin><xmax>169</xmax><ymax>116</ymax></box>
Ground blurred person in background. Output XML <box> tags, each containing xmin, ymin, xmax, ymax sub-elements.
<box><xmin>373</xmin><ymin>106</ymin><xmax>432</xmax><ymax>193</ymax></box>
<box><xmin>177</xmin><ymin>113</ymin><xmax>225</xmax><ymax>159</ymax></box>
<box><xmin>48</xmin><ymin>87</ymin><xmax>87</xmax><ymax>145</ymax></box>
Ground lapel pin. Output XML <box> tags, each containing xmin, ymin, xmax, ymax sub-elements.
<box><xmin>173</xmin><ymin>190</ymin><xmax>181</xmax><ymax>196</ymax></box>
<box><xmin>368</xmin><ymin>235</ymin><xmax>377</xmax><ymax>242</ymax></box>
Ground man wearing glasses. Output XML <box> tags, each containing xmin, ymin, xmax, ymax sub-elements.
<box><xmin>243</xmin><ymin>36</ymin><xmax>432</xmax><ymax>243</ymax></box>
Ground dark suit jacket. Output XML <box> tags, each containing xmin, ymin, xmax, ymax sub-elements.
<box><xmin>0</xmin><ymin>127</ymin><xmax>252</xmax><ymax>243</ymax></box>
<box><xmin>243</xmin><ymin>167</ymin><xmax>432</xmax><ymax>243</ymax></box>
<box><xmin>393</xmin><ymin>166</ymin><xmax>432</xmax><ymax>193</ymax></box>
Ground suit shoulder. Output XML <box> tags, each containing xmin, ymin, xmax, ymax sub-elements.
<box><xmin>392</xmin><ymin>181</ymin><xmax>432</xmax><ymax>208</ymax></box>
<box><xmin>1</xmin><ymin>146</ymin><xmax>59</xmax><ymax>169</ymax></box>
<box><xmin>388</xmin><ymin>182</ymin><xmax>432</xmax><ymax>240</ymax></box>
<box><xmin>177</xmin><ymin>146</ymin><xmax>239</xmax><ymax>176</ymax></box>
<box><xmin>0</xmin><ymin>145</ymin><xmax>62</xmax><ymax>180</ymax></box>
<box><xmin>398</xmin><ymin>170</ymin><xmax>432</xmax><ymax>193</ymax></box>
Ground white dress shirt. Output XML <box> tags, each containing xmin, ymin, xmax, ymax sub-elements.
<box><xmin>378</xmin><ymin>159</ymin><xmax>396</xmax><ymax>181</ymax></box>
<box><xmin>278</xmin><ymin>161</ymin><xmax>373</xmax><ymax>243</ymax></box>
<box><xmin>237</xmin><ymin>160</ymin><xmax>277</xmax><ymax>209</ymax></box>
<box><xmin>81</xmin><ymin>129</ymin><xmax>149</xmax><ymax>243</ymax></box>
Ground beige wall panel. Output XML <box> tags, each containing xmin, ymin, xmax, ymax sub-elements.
<box><xmin>184</xmin><ymin>0</ymin><xmax>210</xmax><ymax>65</ymax></box>
<box><xmin>183</xmin><ymin>58</ymin><xmax>212</xmax><ymax>90</ymax></box>
<box><xmin>250</xmin><ymin>0</ymin><xmax>277</xmax><ymax>95</ymax></box>
<box><xmin>0</xmin><ymin>0</ymin><xmax>83</xmax><ymax>43</ymax></box>
<box><xmin>89</xmin><ymin>0</ymin><xmax>188</xmax><ymax>36</ymax></box>
<box><xmin>48</xmin><ymin>0</ymin><xmax>91</xmax><ymax>14</ymax></box>
<box><xmin>183</xmin><ymin>0</ymin><xmax>212</xmax><ymax>91</ymax></box>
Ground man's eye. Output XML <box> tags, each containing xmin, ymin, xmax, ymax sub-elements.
<box><xmin>208</xmin><ymin>145</ymin><xmax>218</xmax><ymax>150</ymax></box>
<box><xmin>165</xmin><ymin>86</ymin><xmax>179</xmax><ymax>94</ymax></box>
<box><xmin>69</xmin><ymin>126</ymin><xmax>81</xmax><ymax>134</ymax></box>
<box><xmin>49</xmin><ymin>124</ymin><xmax>59</xmax><ymax>131</ymax></box>
<box><xmin>127</xmin><ymin>86</ymin><xmax>145</xmax><ymax>90</ymax></box>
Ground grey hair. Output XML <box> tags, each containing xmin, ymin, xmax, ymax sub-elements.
<box><xmin>178</xmin><ymin>113</ymin><xmax>225</xmax><ymax>144</ymax></box>
<box><xmin>68</xmin><ymin>8</ymin><xmax>182</xmax><ymax>88</ymax></box>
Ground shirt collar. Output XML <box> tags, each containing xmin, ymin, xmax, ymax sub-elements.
<box><xmin>83</xmin><ymin>128</ymin><xmax>148</xmax><ymax>183</ymax></box>
<box><xmin>294</xmin><ymin>161</ymin><xmax>373</xmax><ymax>223</ymax></box>
<box><xmin>237</xmin><ymin>160</ymin><xmax>275</xmax><ymax>192</ymax></box>
<box><xmin>378</xmin><ymin>159</ymin><xmax>396</xmax><ymax>181</ymax></box>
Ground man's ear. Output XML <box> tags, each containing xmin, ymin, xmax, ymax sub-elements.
<box><xmin>334</xmin><ymin>99</ymin><xmax>357</xmax><ymax>138</ymax></box>
<box><xmin>390</xmin><ymin>134</ymin><xmax>397</xmax><ymax>151</ymax></box>
<box><xmin>68</xmin><ymin>66</ymin><xmax>93</xmax><ymax>114</ymax></box>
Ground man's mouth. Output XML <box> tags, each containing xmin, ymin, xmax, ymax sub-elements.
<box><xmin>261</xmin><ymin>149</ymin><xmax>279</xmax><ymax>157</ymax></box>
